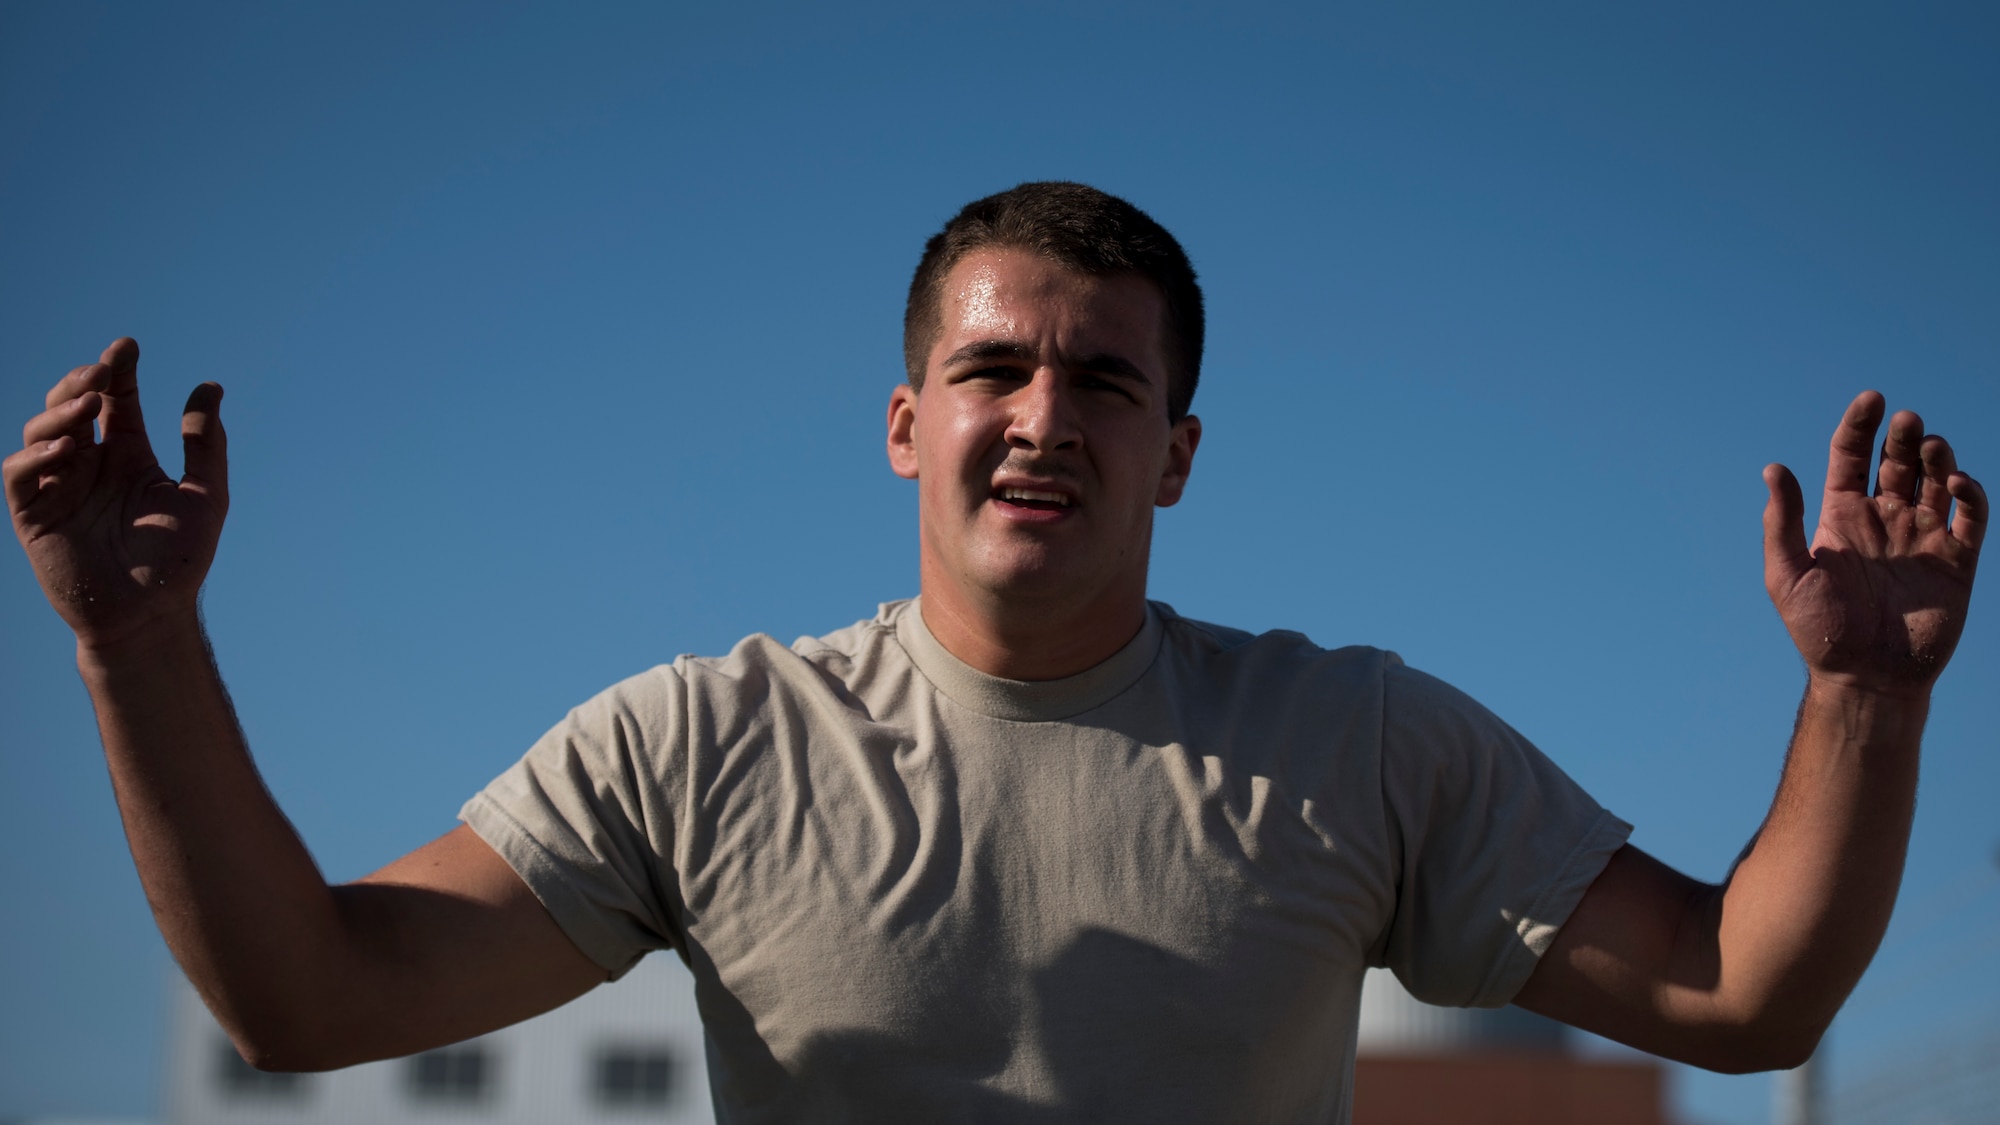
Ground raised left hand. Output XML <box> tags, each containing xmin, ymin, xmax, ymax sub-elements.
<box><xmin>1764</xmin><ymin>391</ymin><xmax>1986</xmax><ymax>695</ymax></box>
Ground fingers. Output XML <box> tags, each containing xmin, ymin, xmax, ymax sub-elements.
<box><xmin>1916</xmin><ymin>436</ymin><xmax>1957</xmax><ymax>527</ymax></box>
<box><xmin>1824</xmin><ymin>390</ymin><xmax>1885</xmax><ymax>498</ymax></box>
<box><xmin>180</xmin><ymin>382</ymin><xmax>228</xmax><ymax>501</ymax></box>
<box><xmin>2</xmin><ymin>438</ymin><xmax>75</xmax><ymax>516</ymax></box>
<box><xmin>44</xmin><ymin>361</ymin><xmax>110</xmax><ymax>410</ymax></box>
<box><xmin>2</xmin><ymin>429</ymin><xmax>101</xmax><ymax>527</ymax></box>
<box><xmin>1763</xmin><ymin>463</ymin><xmax>1811</xmax><ymax>595</ymax></box>
<box><xmin>36</xmin><ymin>339</ymin><xmax>141</xmax><ymax>446</ymax></box>
<box><xmin>15</xmin><ymin>356</ymin><xmax>116</xmax><ymax>524</ymax></box>
<box><xmin>1949</xmin><ymin>471</ymin><xmax>1987</xmax><ymax>552</ymax></box>
<box><xmin>1875</xmin><ymin>409</ymin><xmax>1926</xmax><ymax>503</ymax></box>
<box><xmin>21</xmin><ymin>391</ymin><xmax>102</xmax><ymax>449</ymax></box>
<box><xmin>93</xmin><ymin>337</ymin><xmax>149</xmax><ymax>439</ymax></box>
<box><xmin>12</xmin><ymin>341</ymin><xmax>142</xmax><ymax>527</ymax></box>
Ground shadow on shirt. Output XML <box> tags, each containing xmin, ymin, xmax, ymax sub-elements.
<box><xmin>709</xmin><ymin>926</ymin><xmax>1290</xmax><ymax>1123</ymax></box>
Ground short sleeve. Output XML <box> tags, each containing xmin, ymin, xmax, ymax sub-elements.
<box><xmin>460</xmin><ymin>666</ymin><xmax>689</xmax><ymax>979</ymax></box>
<box><xmin>1374</xmin><ymin>662</ymin><xmax>1631</xmax><ymax>1008</ymax></box>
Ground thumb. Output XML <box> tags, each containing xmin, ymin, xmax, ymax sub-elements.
<box><xmin>180</xmin><ymin>382</ymin><xmax>228</xmax><ymax>504</ymax></box>
<box><xmin>1762</xmin><ymin>463</ymin><xmax>1809</xmax><ymax>598</ymax></box>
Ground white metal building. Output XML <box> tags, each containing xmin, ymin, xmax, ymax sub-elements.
<box><xmin>159</xmin><ymin>957</ymin><xmax>1563</xmax><ymax>1124</ymax></box>
<box><xmin>1355</xmin><ymin>966</ymin><xmax>1567</xmax><ymax>1054</ymax></box>
<box><xmin>162</xmin><ymin>955</ymin><xmax>712</xmax><ymax>1125</ymax></box>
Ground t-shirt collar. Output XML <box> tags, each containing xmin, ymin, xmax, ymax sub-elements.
<box><xmin>895</xmin><ymin>596</ymin><xmax>1165</xmax><ymax>722</ymax></box>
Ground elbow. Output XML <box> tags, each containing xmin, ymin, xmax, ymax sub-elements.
<box><xmin>1758</xmin><ymin>1029</ymin><xmax>1824</xmax><ymax>1075</ymax></box>
<box><xmin>1682</xmin><ymin>1016</ymin><xmax>1827</xmax><ymax>1075</ymax></box>
<box><xmin>227</xmin><ymin>1026</ymin><xmax>337</xmax><ymax>1074</ymax></box>
<box><xmin>231</xmin><ymin>1038</ymin><xmax>307</xmax><ymax>1074</ymax></box>
<box><xmin>198</xmin><ymin>962</ymin><xmax>383</xmax><ymax>1072</ymax></box>
<box><xmin>220</xmin><ymin>1009</ymin><xmax>361</xmax><ymax>1074</ymax></box>
<box><xmin>1750</xmin><ymin>1026</ymin><xmax>1826</xmax><ymax>1075</ymax></box>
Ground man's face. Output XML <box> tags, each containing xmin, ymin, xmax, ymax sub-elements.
<box><xmin>887</xmin><ymin>247</ymin><xmax>1201</xmax><ymax>614</ymax></box>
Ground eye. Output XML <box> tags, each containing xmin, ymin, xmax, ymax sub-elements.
<box><xmin>965</xmin><ymin>365</ymin><xmax>1026</xmax><ymax>383</ymax></box>
<box><xmin>1080</xmin><ymin>374</ymin><xmax>1138</xmax><ymax>402</ymax></box>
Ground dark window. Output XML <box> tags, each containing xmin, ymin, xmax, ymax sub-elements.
<box><xmin>406</xmin><ymin>1042</ymin><xmax>493</xmax><ymax>1102</ymax></box>
<box><xmin>215</xmin><ymin>1038</ymin><xmax>310</xmax><ymax>1097</ymax></box>
<box><xmin>594</xmin><ymin>1044</ymin><xmax>676</xmax><ymax>1106</ymax></box>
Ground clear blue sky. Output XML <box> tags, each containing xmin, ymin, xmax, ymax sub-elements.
<box><xmin>3</xmin><ymin>4</ymin><xmax>1995</xmax><ymax>1123</ymax></box>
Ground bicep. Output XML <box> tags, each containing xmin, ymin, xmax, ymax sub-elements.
<box><xmin>1511</xmin><ymin>843</ymin><xmax>1741</xmax><ymax>1068</ymax></box>
<box><xmin>316</xmin><ymin>824</ymin><xmax>609</xmax><ymax>1067</ymax></box>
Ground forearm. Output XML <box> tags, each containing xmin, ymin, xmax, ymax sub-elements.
<box><xmin>15</xmin><ymin>344</ymin><xmax>602</xmax><ymax>1070</ymax></box>
<box><xmin>1526</xmin><ymin>394</ymin><xmax>1979</xmax><ymax>1069</ymax></box>
<box><xmin>1712</xmin><ymin>675</ymin><xmax>1927</xmax><ymax>1046</ymax></box>
<box><xmin>81</xmin><ymin>614</ymin><xmax>607</xmax><ymax>1069</ymax></box>
<box><xmin>80</xmin><ymin>611</ymin><xmax>353</xmax><ymax>1064</ymax></box>
<box><xmin>1518</xmin><ymin>677</ymin><xmax>1927</xmax><ymax>1071</ymax></box>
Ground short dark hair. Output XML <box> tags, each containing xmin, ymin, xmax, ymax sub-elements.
<box><xmin>903</xmin><ymin>182</ymin><xmax>1204</xmax><ymax>422</ymax></box>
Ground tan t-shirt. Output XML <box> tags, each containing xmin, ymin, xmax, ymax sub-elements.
<box><xmin>462</xmin><ymin>599</ymin><xmax>1630</xmax><ymax>1124</ymax></box>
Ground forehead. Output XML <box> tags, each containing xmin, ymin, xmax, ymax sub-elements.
<box><xmin>930</xmin><ymin>248</ymin><xmax>1168</xmax><ymax>368</ymax></box>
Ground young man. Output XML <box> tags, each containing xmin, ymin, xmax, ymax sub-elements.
<box><xmin>5</xmin><ymin>182</ymin><xmax>1986</xmax><ymax>1122</ymax></box>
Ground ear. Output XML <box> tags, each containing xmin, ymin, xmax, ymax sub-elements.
<box><xmin>887</xmin><ymin>383</ymin><xmax>921</xmax><ymax>480</ymax></box>
<box><xmin>1154</xmin><ymin>413</ymin><xmax>1202</xmax><ymax>507</ymax></box>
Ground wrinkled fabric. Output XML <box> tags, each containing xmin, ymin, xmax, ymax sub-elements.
<box><xmin>463</xmin><ymin>598</ymin><xmax>1630</xmax><ymax>1124</ymax></box>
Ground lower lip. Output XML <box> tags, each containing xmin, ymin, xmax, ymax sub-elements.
<box><xmin>992</xmin><ymin>498</ymin><xmax>1076</xmax><ymax>524</ymax></box>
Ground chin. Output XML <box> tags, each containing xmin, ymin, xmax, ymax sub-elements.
<box><xmin>971</xmin><ymin>554</ymin><xmax>1119</xmax><ymax>610</ymax></box>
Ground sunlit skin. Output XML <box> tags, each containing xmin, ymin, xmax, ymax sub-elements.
<box><xmin>3</xmin><ymin>260</ymin><xmax>1987</xmax><ymax>1076</ymax></box>
<box><xmin>886</xmin><ymin>248</ymin><xmax>1201</xmax><ymax>680</ymax></box>
<box><xmin>1513</xmin><ymin>392</ymin><xmax>1987</xmax><ymax>1069</ymax></box>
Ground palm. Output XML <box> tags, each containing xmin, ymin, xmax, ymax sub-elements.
<box><xmin>1764</xmin><ymin>393</ymin><xmax>1986</xmax><ymax>692</ymax></box>
<box><xmin>5</xmin><ymin>339</ymin><xmax>228</xmax><ymax>644</ymax></box>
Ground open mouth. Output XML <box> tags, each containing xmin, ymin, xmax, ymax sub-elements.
<box><xmin>996</xmin><ymin>486</ymin><xmax>1075</xmax><ymax>511</ymax></box>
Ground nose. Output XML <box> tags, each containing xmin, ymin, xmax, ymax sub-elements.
<box><xmin>1005</xmin><ymin>369</ymin><xmax>1082</xmax><ymax>452</ymax></box>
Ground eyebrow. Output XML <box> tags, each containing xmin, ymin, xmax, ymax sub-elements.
<box><xmin>942</xmin><ymin>340</ymin><xmax>1039</xmax><ymax>369</ymax></box>
<box><xmin>1071</xmin><ymin>352</ymin><xmax>1152</xmax><ymax>385</ymax></box>
<box><xmin>941</xmin><ymin>340</ymin><xmax>1154</xmax><ymax>385</ymax></box>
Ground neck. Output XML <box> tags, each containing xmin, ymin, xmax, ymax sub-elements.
<box><xmin>916</xmin><ymin>566</ymin><xmax>1150</xmax><ymax>681</ymax></box>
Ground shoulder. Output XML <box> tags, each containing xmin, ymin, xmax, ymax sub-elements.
<box><xmin>1377</xmin><ymin>660</ymin><xmax>1526</xmax><ymax>750</ymax></box>
<box><xmin>1151</xmin><ymin>600</ymin><xmax>1400</xmax><ymax>691</ymax></box>
<box><xmin>1138</xmin><ymin>604</ymin><xmax>1410</xmax><ymax>761</ymax></box>
<box><xmin>535</xmin><ymin>605</ymin><xmax>913</xmax><ymax>739</ymax></box>
<box><xmin>649</xmin><ymin>601</ymin><xmax>919</xmax><ymax>727</ymax></box>
<box><xmin>1372</xmin><ymin>661</ymin><xmax>1596</xmax><ymax>827</ymax></box>
<box><xmin>654</xmin><ymin>601</ymin><xmax>911</xmax><ymax>681</ymax></box>
<box><xmin>784</xmin><ymin>598</ymin><xmax>912</xmax><ymax>674</ymax></box>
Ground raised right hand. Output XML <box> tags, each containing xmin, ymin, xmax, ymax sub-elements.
<box><xmin>1762</xmin><ymin>392</ymin><xmax>1985</xmax><ymax>696</ymax></box>
<box><xmin>4</xmin><ymin>338</ymin><xmax>228</xmax><ymax>648</ymax></box>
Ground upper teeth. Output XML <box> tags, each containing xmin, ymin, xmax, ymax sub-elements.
<box><xmin>1002</xmin><ymin>488</ymin><xmax>1070</xmax><ymax>506</ymax></box>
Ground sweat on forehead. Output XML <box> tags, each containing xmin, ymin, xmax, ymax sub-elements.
<box><xmin>902</xmin><ymin>182</ymin><xmax>1205</xmax><ymax>422</ymax></box>
<box><xmin>935</xmin><ymin>255</ymin><xmax>1168</xmax><ymax>384</ymax></box>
